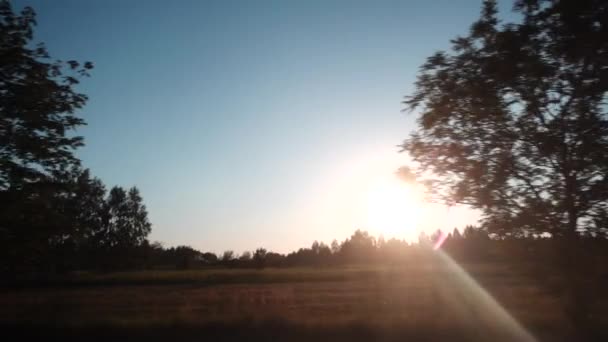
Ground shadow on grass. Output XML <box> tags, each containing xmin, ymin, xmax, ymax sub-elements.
<box><xmin>0</xmin><ymin>318</ymin><xmax>586</xmax><ymax>342</ymax></box>
<box><xmin>1</xmin><ymin>268</ymin><xmax>379</xmax><ymax>289</ymax></box>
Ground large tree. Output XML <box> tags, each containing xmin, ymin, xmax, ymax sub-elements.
<box><xmin>0</xmin><ymin>1</ymin><xmax>93</xmax><ymax>272</ymax></box>
<box><xmin>0</xmin><ymin>1</ymin><xmax>92</xmax><ymax>190</ymax></box>
<box><xmin>402</xmin><ymin>0</ymin><xmax>608</xmax><ymax>237</ymax></box>
<box><xmin>0</xmin><ymin>2</ymin><xmax>154</xmax><ymax>273</ymax></box>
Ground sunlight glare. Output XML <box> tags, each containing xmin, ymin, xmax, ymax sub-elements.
<box><xmin>366</xmin><ymin>175</ymin><xmax>424</xmax><ymax>240</ymax></box>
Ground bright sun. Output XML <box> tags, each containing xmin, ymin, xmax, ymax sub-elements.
<box><xmin>366</xmin><ymin>176</ymin><xmax>424</xmax><ymax>240</ymax></box>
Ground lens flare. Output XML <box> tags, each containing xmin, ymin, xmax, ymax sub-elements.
<box><xmin>433</xmin><ymin>229</ymin><xmax>449</xmax><ymax>250</ymax></box>
<box><xmin>433</xmin><ymin>249</ymin><xmax>537</xmax><ymax>341</ymax></box>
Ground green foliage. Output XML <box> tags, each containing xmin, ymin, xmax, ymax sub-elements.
<box><xmin>402</xmin><ymin>0</ymin><xmax>608</xmax><ymax>237</ymax></box>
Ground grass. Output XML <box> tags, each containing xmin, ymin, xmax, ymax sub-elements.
<box><xmin>1</xmin><ymin>259</ymin><xmax>606</xmax><ymax>341</ymax></box>
<box><xmin>8</xmin><ymin>261</ymin><xmax>518</xmax><ymax>287</ymax></box>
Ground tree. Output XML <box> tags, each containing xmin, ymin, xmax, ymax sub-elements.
<box><xmin>0</xmin><ymin>1</ymin><xmax>93</xmax><ymax>272</ymax></box>
<box><xmin>452</xmin><ymin>228</ymin><xmax>462</xmax><ymax>240</ymax></box>
<box><xmin>430</xmin><ymin>229</ymin><xmax>444</xmax><ymax>244</ymax></box>
<box><xmin>253</xmin><ymin>248</ymin><xmax>267</xmax><ymax>268</ymax></box>
<box><xmin>171</xmin><ymin>246</ymin><xmax>201</xmax><ymax>269</ymax></box>
<box><xmin>46</xmin><ymin>167</ymin><xmax>106</xmax><ymax>271</ymax></box>
<box><xmin>402</xmin><ymin>0</ymin><xmax>608</xmax><ymax>237</ymax></box>
<box><xmin>84</xmin><ymin>186</ymin><xmax>151</xmax><ymax>270</ymax></box>
<box><xmin>201</xmin><ymin>252</ymin><xmax>218</xmax><ymax>264</ymax></box>
<box><xmin>402</xmin><ymin>1</ymin><xmax>607</xmax><ymax>336</ymax></box>
<box><xmin>237</xmin><ymin>250</ymin><xmax>252</xmax><ymax>267</ymax></box>
<box><xmin>100</xmin><ymin>186</ymin><xmax>151</xmax><ymax>248</ymax></box>
<box><xmin>330</xmin><ymin>239</ymin><xmax>340</xmax><ymax>254</ymax></box>
<box><xmin>67</xmin><ymin>168</ymin><xmax>106</xmax><ymax>247</ymax></box>
<box><xmin>0</xmin><ymin>1</ymin><xmax>93</xmax><ymax>190</ymax></box>
<box><xmin>341</xmin><ymin>230</ymin><xmax>376</xmax><ymax>262</ymax></box>
<box><xmin>239</xmin><ymin>250</ymin><xmax>252</xmax><ymax>261</ymax></box>
<box><xmin>264</xmin><ymin>252</ymin><xmax>285</xmax><ymax>267</ymax></box>
<box><xmin>221</xmin><ymin>250</ymin><xmax>235</xmax><ymax>262</ymax></box>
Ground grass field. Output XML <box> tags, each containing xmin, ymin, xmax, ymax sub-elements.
<box><xmin>2</xmin><ymin>257</ymin><xmax>606</xmax><ymax>341</ymax></box>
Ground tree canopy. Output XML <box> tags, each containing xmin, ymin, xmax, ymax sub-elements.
<box><xmin>0</xmin><ymin>2</ymin><xmax>151</xmax><ymax>274</ymax></box>
<box><xmin>402</xmin><ymin>0</ymin><xmax>608</xmax><ymax>237</ymax></box>
<box><xmin>0</xmin><ymin>2</ymin><xmax>92</xmax><ymax>190</ymax></box>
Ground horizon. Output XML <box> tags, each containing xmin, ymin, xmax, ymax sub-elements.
<box><xmin>14</xmin><ymin>0</ymin><xmax>518</xmax><ymax>253</ymax></box>
<box><xmin>3</xmin><ymin>1</ymin><xmax>606</xmax><ymax>340</ymax></box>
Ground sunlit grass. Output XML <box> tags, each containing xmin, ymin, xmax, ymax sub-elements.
<box><xmin>1</xmin><ymin>260</ymin><xmax>588</xmax><ymax>341</ymax></box>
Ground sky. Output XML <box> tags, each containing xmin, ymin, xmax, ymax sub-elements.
<box><xmin>15</xmin><ymin>0</ymin><xmax>518</xmax><ymax>253</ymax></box>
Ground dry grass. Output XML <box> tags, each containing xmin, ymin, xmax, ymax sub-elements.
<box><xmin>1</xmin><ymin>261</ymin><xmax>605</xmax><ymax>341</ymax></box>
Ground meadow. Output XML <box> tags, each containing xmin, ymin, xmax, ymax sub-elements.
<box><xmin>2</xmin><ymin>256</ymin><xmax>605</xmax><ymax>341</ymax></box>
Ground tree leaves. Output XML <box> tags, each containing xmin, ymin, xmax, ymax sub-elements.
<box><xmin>0</xmin><ymin>1</ymin><xmax>93</xmax><ymax>190</ymax></box>
<box><xmin>0</xmin><ymin>2</ymin><xmax>150</xmax><ymax>273</ymax></box>
<box><xmin>402</xmin><ymin>0</ymin><xmax>608</xmax><ymax>236</ymax></box>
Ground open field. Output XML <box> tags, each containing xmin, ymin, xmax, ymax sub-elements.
<box><xmin>2</xmin><ymin>259</ymin><xmax>607</xmax><ymax>341</ymax></box>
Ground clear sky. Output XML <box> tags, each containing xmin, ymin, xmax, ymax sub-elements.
<box><xmin>15</xmin><ymin>0</ymin><xmax>517</xmax><ymax>253</ymax></box>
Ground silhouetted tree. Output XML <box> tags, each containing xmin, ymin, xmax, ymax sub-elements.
<box><xmin>340</xmin><ymin>230</ymin><xmax>377</xmax><ymax>262</ymax></box>
<box><xmin>316</xmin><ymin>242</ymin><xmax>331</xmax><ymax>260</ymax></box>
<box><xmin>403</xmin><ymin>1</ymin><xmax>608</xmax><ymax>336</ymax></box>
<box><xmin>0</xmin><ymin>1</ymin><xmax>93</xmax><ymax>273</ymax></box>
<box><xmin>311</xmin><ymin>241</ymin><xmax>320</xmax><ymax>254</ymax></box>
<box><xmin>264</xmin><ymin>252</ymin><xmax>284</xmax><ymax>267</ymax></box>
<box><xmin>171</xmin><ymin>246</ymin><xmax>201</xmax><ymax>269</ymax></box>
<box><xmin>430</xmin><ymin>229</ymin><xmax>443</xmax><ymax>244</ymax></box>
<box><xmin>143</xmin><ymin>241</ymin><xmax>165</xmax><ymax>268</ymax></box>
<box><xmin>253</xmin><ymin>248</ymin><xmax>267</xmax><ymax>268</ymax></box>
<box><xmin>87</xmin><ymin>186</ymin><xmax>151</xmax><ymax>269</ymax></box>
<box><xmin>201</xmin><ymin>252</ymin><xmax>218</xmax><ymax>264</ymax></box>
<box><xmin>98</xmin><ymin>186</ymin><xmax>151</xmax><ymax>248</ymax></box>
<box><xmin>330</xmin><ymin>239</ymin><xmax>340</xmax><ymax>254</ymax></box>
<box><xmin>379</xmin><ymin>238</ymin><xmax>410</xmax><ymax>263</ymax></box>
<box><xmin>402</xmin><ymin>0</ymin><xmax>608</xmax><ymax>238</ymax></box>
<box><xmin>67</xmin><ymin>169</ymin><xmax>106</xmax><ymax>245</ymax></box>
<box><xmin>452</xmin><ymin>228</ymin><xmax>462</xmax><ymax>240</ymax></box>
<box><xmin>240</xmin><ymin>251</ymin><xmax>251</xmax><ymax>260</ymax></box>
<box><xmin>221</xmin><ymin>250</ymin><xmax>235</xmax><ymax>262</ymax></box>
<box><xmin>462</xmin><ymin>225</ymin><xmax>486</xmax><ymax>240</ymax></box>
<box><xmin>0</xmin><ymin>2</ymin><xmax>93</xmax><ymax>190</ymax></box>
<box><xmin>48</xmin><ymin>167</ymin><xmax>107</xmax><ymax>271</ymax></box>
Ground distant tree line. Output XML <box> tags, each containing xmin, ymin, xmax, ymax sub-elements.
<box><xmin>138</xmin><ymin>227</ymin><xmax>608</xmax><ymax>270</ymax></box>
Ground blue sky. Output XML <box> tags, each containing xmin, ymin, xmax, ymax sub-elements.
<box><xmin>16</xmin><ymin>0</ymin><xmax>517</xmax><ymax>253</ymax></box>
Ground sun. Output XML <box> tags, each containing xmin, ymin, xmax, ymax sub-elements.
<box><xmin>366</xmin><ymin>175</ymin><xmax>424</xmax><ymax>240</ymax></box>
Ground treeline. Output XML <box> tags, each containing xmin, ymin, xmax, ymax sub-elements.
<box><xmin>3</xmin><ymin>1</ymin><xmax>608</xmax><ymax>278</ymax></box>
<box><xmin>141</xmin><ymin>227</ymin><xmax>608</xmax><ymax>270</ymax></box>
<box><xmin>0</xmin><ymin>167</ymin><xmax>152</xmax><ymax>274</ymax></box>
<box><xmin>0</xmin><ymin>3</ymin><xmax>152</xmax><ymax>275</ymax></box>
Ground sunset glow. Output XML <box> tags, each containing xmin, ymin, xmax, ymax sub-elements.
<box><xmin>366</xmin><ymin>175</ymin><xmax>424</xmax><ymax>240</ymax></box>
